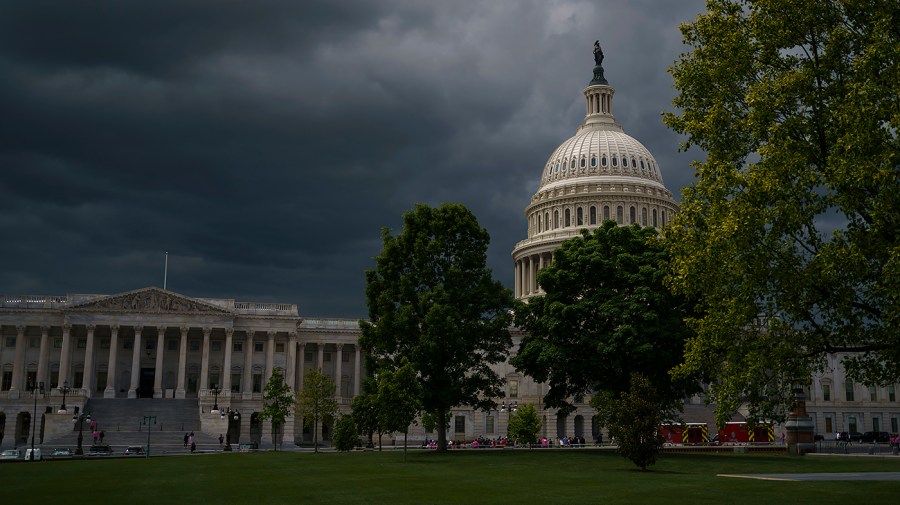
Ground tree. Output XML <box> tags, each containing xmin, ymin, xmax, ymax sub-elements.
<box><xmin>507</xmin><ymin>403</ymin><xmax>541</xmax><ymax>445</ymax></box>
<box><xmin>592</xmin><ymin>373</ymin><xmax>666</xmax><ymax>470</ymax></box>
<box><xmin>350</xmin><ymin>378</ymin><xmax>382</xmax><ymax>449</ymax></box>
<box><xmin>296</xmin><ymin>368</ymin><xmax>338</xmax><ymax>453</ymax></box>
<box><xmin>663</xmin><ymin>0</ymin><xmax>900</xmax><ymax>425</ymax></box>
<box><xmin>376</xmin><ymin>357</ymin><xmax>422</xmax><ymax>461</ymax></box>
<box><xmin>257</xmin><ymin>366</ymin><xmax>294</xmax><ymax>451</ymax></box>
<box><xmin>331</xmin><ymin>414</ymin><xmax>359</xmax><ymax>452</ymax></box>
<box><xmin>512</xmin><ymin>222</ymin><xmax>697</xmax><ymax>414</ymax></box>
<box><xmin>360</xmin><ymin>203</ymin><xmax>514</xmax><ymax>451</ymax></box>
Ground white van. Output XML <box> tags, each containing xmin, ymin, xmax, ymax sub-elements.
<box><xmin>24</xmin><ymin>448</ymin><xmax>42</xmax><ymax>461</ymax></box>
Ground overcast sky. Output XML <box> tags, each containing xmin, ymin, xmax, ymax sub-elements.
<box><xmin>0</xmin><ymin>0</ymin><xmax>707</xmax><ymax>318</ymax></box>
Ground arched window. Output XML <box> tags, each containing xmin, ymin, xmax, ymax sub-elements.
<box><xmin>632</xmin><ymin>158</ymin><xmax>637</xmax><ymax>168</ymax></box>
<box><xmin>652</xmin><ymin>209</ymin><xmax>658</xmax><ymax>227</ymax></box>
<box><xmin>564</xmin><ymin>208</ymin><xmax>571</xmax><ymax>227</ymax></box>
<box><xmin>641</xmin><ymin>207</ymin><xmax>647</xmax><ymax>226</ymax></box>
<box><xmin>554</xmin><ymin>210</ymin><xmax>559</xmax><ymax>229</ymax></box>
<box><xmin>603</xmin><ymin>206</ymin><xmax>610</xmax><ymax>221</ymax></box>
<box><xmin>545</xmin><ymin>212</ymin><xmax>550</xmax><ymax>230</ymax></box>
<box><xmin>622</xmin><ymin>157</ymin><xmax>628</xmax><ymax>168</ymax></box>
<box><xmin>640</xmin><ymin>159</ymin><xmax>645</xmax><ymax>170</ymax></box>
<box><xmin>555</xmin><ymin>162</ymin><xmax>559</xmax><ymax>173</ymax></box>
<box><xmin>538</xmin><ymin>214</ymin><xmax>542</xmax><ymax>232</ymax></box>
<box><xmin>612</xmin><ymin>157</ymin><xmax>618</xmax><ymax>167</ymax></box>
<box><xmin>591</xmin><ymin>156</ymin><xmax>597</xmax><ymax>167</ymax></box>
<box><xmin>580</xmin><ymin>158</ymin><xmax>586</xmax><ymax>168</ymax></box>
<box><xmin>661</xmin><ymin>210</ymin><xmax>666</xmax><ymax>227</ymax></box>
<box><xmin>589</xmin><ymin>206</ymin><xmax>597</xmax><ymax>224</ymax></box>
<box><xmin>570</xmin><ymin>159</ymin><xmax>576</xmax><ymax>169</ymax></box>
<box><xmin>577</xmin><ymin>207</ymin><xmax>583</xmax><ymax>226</ymax></box>
<box><xmin>616</xmin><ymin>206</ymin><xmax>624</xmax><ymax>224</ymax></box>
<box><xmin>630</xmin><ymin>206</ymin><xmax>636</xmax><ymax>224</ymax></box>
<box><xmin>601</xmin><ymin>155</ymin><xmax>607</xmax><ymax>167</ymax></box>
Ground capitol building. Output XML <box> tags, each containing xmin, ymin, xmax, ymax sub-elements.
<box><xmin>1</xmin><ymin>47</ymin><xmax>896</xmax><ymax>450</ymax></box>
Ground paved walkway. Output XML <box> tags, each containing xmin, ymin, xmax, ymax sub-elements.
<box><xmin>719</xmin><ymin>472</ymin><xmax>900</xmax><ymax>481</ymax></box>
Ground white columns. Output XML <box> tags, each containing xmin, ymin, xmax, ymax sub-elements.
<box><xmin>199</xmin><ymin>327</ymin><xmax>211</xmax><ymax>391</ymax></box>
<box><xmin>9</xmin><ymin>325</ymin><xmax>26</xmax><ymax>396</ymax></box>
<box><xmin>317</xmin><ymin>342</ymin><xmax>324</xmax><ymax>371</ymax></box>
<box><xmin>335</xmin><ymin>343</ymin><xmax>344</xmax><ymax>398</ymax></box>
<box><xmin>153</xmin><ymin>326</ymin><xmax>165</xmax><ymax>398</ymax></box>
<box><xmin>58</xmin><ymin>324</ymin><xmax>72</xmax><ymax>391</ymax></box>
<box><xmin>222</xmin><ymin>328</ymin><xmax>234</xmax><ymax>392</ymax></box>
<box><xmin>243</xmin><ymin>330</ymin><xmax>254</xmax><ymax>398</ymax></box>
<box><xmin>286</xmin><ymin>332</ymin><xmax>297</xmax><ymax>391</ymax></box>
<box><xmin>265</xmin><ymin>331</ymin><xmax>276</xmax><ymax>382</ymax></box>
<box><xmin>175</xmin><ymin>326</ymin><xmax>187</xmax><ymax>399</ymax></box>
<box><xmin>82</xmin><ymin>325</ymin><xmax>96</xmax><ymax>397</ymax></box>
<box><xmin>354</xmin><ymin>345</ymin><xmax>361</xmax><ymax>396</ymax></box>
<box><xmin>128</xmin><ymin>326</ymin><xmax>143</xmax><ymax>398</ymax></box>
<box><xmin>298</xmin><ymin>342</ymin><xmax>306</xmax><ymax>392</ymax></box>
<box><xmin>104</xmin><ymin>325</ymin><xmax>119</xmax><ymax>398</ymax></box>
<box><xmin>514</xmin><ymin>260</ymin><xmax>521</xmax><ymax>298</ymax></box>
<box><xmin>37</xmin><ymin>326</ymin><xmax>50</xmax><ymax>389</ymax></box>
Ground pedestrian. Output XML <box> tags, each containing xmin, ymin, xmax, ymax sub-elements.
<box><xmin>183</xmin><ymin>433</ymin><xmax>189</xmax><ymax>448</ymax></box>
<box><xmin>190</xmin><ymin>441</ymin><xmax>196</xmax><ymax>453</ymax></box>
<box><xmin>219</xmin><ymin>434</ymin><xmax>224</xmax><ymax>446</ymax></box>
<box><xmin>189</xmin><ymin>432</ymin><xmax>194</xmax><ymax>446</ymax></box>
<box><xmin>90</xmin><ymin>418</ymin><xmax>97</xmax><ymax>431</ymax></box>
<box><xmin>92</xmin><ymin>430</ymin><xmax>99</xmax><ymax>445</ymax></box>
<box><xmin>99</xmin><ymin>430</ymin><xmax>105</xmax><ymax>443</ymax></box>
<box><xmin>781</xmin><ymin>432</ymin><xmax>786</xmax><ymax>445</ymax></box>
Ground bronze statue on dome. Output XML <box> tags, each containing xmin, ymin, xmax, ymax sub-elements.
<box><xmin>593</xmin><ymin>40</ymin><xmax>604</xmax><ymax>67</ymax></box>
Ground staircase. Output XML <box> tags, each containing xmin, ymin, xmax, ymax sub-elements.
<box><xmin>42</xmin><ymin>399</ymin><xmax>223</xmax><ymax>453</ymax></box>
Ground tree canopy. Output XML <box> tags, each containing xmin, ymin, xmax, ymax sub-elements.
<box><xmin>360</xmin><ymin>203</ymin><xmax>514</xmax><ymax>451</ymax></box>
<box><xmin>376</xmin><ymin>357</ymin><xmax>422</xmax><ymax>461</ymax></box>
<box><xmin>513</xmin><ymin>222</ymin><xmax>697</xmax><ymax>413</ymax></box>
<box><xmin>257</xmin><ymin>366</ymin><xmax>294</xmax><ymax>451</ymax></box>
<box><xmin>296</xmin><ymin>368</ymin><xmax>338</xmax><ymax>453</ymax></box>
<box><xmin>593</xmin><ymin>373</ymin><xmax>666</xmax><ymax>470</ymax></box>
<box><xmin>507</xmin><ymin>403</ymin><xmax>542</xmax><ymax>445</ymax></box>
<box><xmin>663</xmin><ymin>0</ymin><xmax>900</xmax><ymax>424</ymax></box>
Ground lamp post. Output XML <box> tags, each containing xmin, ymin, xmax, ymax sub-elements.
<box><xmin>221</xmin><ymin>408</ymin><xmax>241</xmax><ymax>451</ymax></box>
<box><xmin>501</xmin><ymin>401</ymin><xmax>518</xmax><ymax>441</ymax></box>
<box><xmin>211</xmin><ymin>384</ymin><xmax>221</xmax><ymax>412</ymax></box>
<box><xmin>142</xmin><ymin>415</ymin><xmax>157</xmax><ymax>458</ymax></box>
<box><xmin>73</xmin><ymin>412</ymin><xmax>91</xmax><ymax>455</ymax></box>
<box><xmin>60</xmin><ymin>380</ymin><xmax>71</xmax><ymax>411</ymax></box>
<box><xmin>29</xmin><ymin>381</ymin><xmax>44</xmax><ymax>461</ymax></box>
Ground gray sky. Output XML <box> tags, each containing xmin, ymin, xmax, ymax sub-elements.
<box><xmin>0</xmin><ymin>0</ymin><xmax>707</xmax><ymax>318</ymax></box>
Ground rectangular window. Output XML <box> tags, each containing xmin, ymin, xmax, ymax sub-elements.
<box><xmin>253</xmin><ymin>374</ymin><xmax>263</xmax><ymax>393</ymax></box>
<box><xmin>77</xmin><ymin>338</ymin><xmax>87</xmax><ymax>349</ymax></box>
<box><xmin>50</xmin><ymin>371</ymin><xmax>59</xmax><ymax>388</ymax></box>
<box><xmin>342</xmin><ymin>350</ymin><xmax>351</xmax><ymax>362</ymax></box>
<box><xmin>869</xmin><ymin>386</ymin><xmax>877</xmax><ymax>401</ymax></box>
<box><xmin>29</xmin><ymin>337</ymin><xmax>40</xmax><ymax>348</ymax></box>
<box><xmin>124</xmin><ymin>339</ymin><xmax>134</xmax><ymax>350</ymax></box>
<box><xmin>54</xmin><ymin>338</ymin><xmax>62</xmax><ymax>349</ymax></box>
<box><xmin>254</xmin><ymin>342</ymin><xmax>264</xmax><ymax>352</ymax></box>
<box><xmin>5</xmin><ymin>337</ymin><xmax>15</xmax><ymax>348</ymax></box>
<box><xmin>233</xmin><ymin>341</ymin><xmax>243</xmax><ymax>352</ymax></box>
<box><xmin>822</xmin><ymin>384</ymin><xmax>831</xmax><ymax>402</ymax></box>
<box><xmin>100</xmin><ymin>339</ymin><xmax>110</xmax><ymax>350</ymax></box>
<box><xmin>872</xmin><ymin>417</ymin><xmax>880</xmax><ymax>432</ymax></box>
<box><xmin>825</xmin><ymin>417</ymin><xmax>833</xmax><ymax>433</ymax></box>
<box><xmin>892</xmin><ymin>418</ymin><xmax>898</xmax><ymax>433</ymax></box>
<box><xmin>26</xmin><ymin>371</ymin><xmax>37</xmax><ymax>390</ymax></box>
<box><xmin>486</xmin><ymin>415</ymin><xmax>495</xmax><ymax>435</ymax></box>
<box><xmin>324</xmin><ymin>352</ymin><xmax>332</xmax><ymax>362</ymax></box>
<box><xmin>845</xmin><ymin>380</ymin><xmax>854</xmax><ymax>402</ymax></box>
<box><xmin>73</xmin><ymin>371</ymin><xmax>83</xmax><ymax>388</ymax></box>
<box><xmin>1</xmin><ymin>371</ymin><xmax>12</xmax><ymax>391</ymax></box>
<box><xmin>275</xmin><ymin>343</ymin><xmax>285</xmax><ymax>353</ymax></box>
<box><xmin>168</xmin><ymin>339</ymin><xmax>178</xmax><ymax>351</ymax></box>
<box><xmin>96</xmin><ymin>373</ymin><xmax>106</xmax><ymax>392</ymax></box>
<box><xmin>209</xmin><ymin>373</ymin><xmax>220</xmax><ymax>389</ymax></box>
<box><xmin>305</xmin><ymin>351</ymin><xmax>314</xmax><ymax>362</ymax></box>
<box><xmin>889</xmin><ymin>385</ymin><xmax>896</xmax><ymax>402</ymax></box>
<box><xmin>211</xmin><ymin>341</ymin><xmax>222</xmax><ymax>352</ymax></box>
<box><xmin>509</xmin><ymin>380</ymin><xmax>519</xmax><ymax>399</ymax></box>
<box><xmin>145</xmin><ymin>339</ymin><xmax>155</xmax><ymax>350</ymax></box>
<box><xmin>848</xmin><ymin>416</ymin><xmax>858</xmax><ymax>433</ymax></box>
<box><xmin>189</xmin><ymin>340</ymin><xmax>200</xmax><ymax>351</ymax></box>
<box><xmin>454</xmin><ymin>416</ymin><xmax>465</xmax><ymax>434</ymax></box>
<box><xmin>231</xmin><ymin>374</ymin><xmax>241</xmax><ymax>393</ymax></box>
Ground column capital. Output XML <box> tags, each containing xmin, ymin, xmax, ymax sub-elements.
<box><xmin>133</xmin><ymin>325</ymin><xmax>143</xmax><ymax>335</ymax></box>
<box><xmin>225</xmin><ymin>328</ymin><xmax>234</xmax><ymax>337</ymax></box>
<box><xmin>85</xmin><ymin>324</ymin><xmax>96</xmax><ymax>334</ymax></box>
<box><xmin>110</xmin><ymin>324</ymin><xmax>120</xmax><ymax>334</ymax></box>
<box><xmin>15</xmin><ymin>325</ymin><xmax>25</xmax><ymax>335</ymax></box>
<box><xmin>245</xmin><ymin>329</ymin><xmax>255</xmax><ymax>339</ymax></box>
<box><xmin>336</xmin><ymin>343</ymin><xmax>344</xmax><ymax>350</ymax></box>
<box><xmin>180</xmin><ymin>326</ymin><xmax>189</xmax><ymax>334</ymax></box>
<box><xmin>63</xmin><ymin>324</ymin><xmax>72</xmax><ymax>333</ymax></box>
<box><xmin>267</xmin><ymin>330</ymin><xmax>276</xmax><ymax>340</ymax></box>
<box><xmin>202</xmin><ymin>327</ymin><xmax>212</xmax><ymax>338</ymax></box>
<box><xmin>288</xmin><ymin>332</ymin><xmax>298</xmax><ymax>341</ymax></box>
<box><xmin>41</xmin><ymin>325</ymin><xmax>50</xmax><ymax>335</ymax></box>
<box><xmin>157</xmin><ymin>325</ymin><xmax>167</xmax><ymax>335</ymax></box>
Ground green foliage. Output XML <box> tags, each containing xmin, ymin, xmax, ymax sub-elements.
<box><xmin>592</xmin><ymin>373</ymin><xmax>666</xmax><ymax>470</ymax></box>
<box><xmin>256</xmin><ymin>367</ymin><xmax>294</xmax><ymax>451</ymax></box>
<box><xmin>513</xmin><ymin>222</ymin><xmax>697</xmax><ymax>413</ymax></box>
<box><xmin>360</xmin><ymin>203</ymin><xmax>514</xmax><ymax>451</ymax></box>
<box><xmin>377</xmin><ymin>357</ymin><xmax>422</xmax><ymax>434</ymax></box>
<box><xmin>663</xmin><ymin>0</ymin><xmax>900</xmax><ymax>425</ymax></box>
<box><xmin>331</xmin><ymin>414</ymin><xmax>360</xmax><ymax>452</ymax></box>
<box><xmin>296</xmin><ymin>368</ymin><xmax>338</xmax><ymax>453</ymax></box>
<box><xmin>350</xmin><ymin>378</ymin><xmax>381</xmax><ymax>448</ymax></box>
<box><xmin>507</xmin><ymin>404</ymin><xmax>541</xmax><ymax>444</ymax></box>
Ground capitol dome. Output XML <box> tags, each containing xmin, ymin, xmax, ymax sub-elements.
<box><xmin>512</xmin><ymin>44</ymin><xmax>679</xmax><ymax>300</ymax></box>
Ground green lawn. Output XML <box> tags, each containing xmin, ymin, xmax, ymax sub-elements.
<box><xmin>5</xmin><ymin>449</ymin><xmax>899</xmax><ymax>504</ymax></box>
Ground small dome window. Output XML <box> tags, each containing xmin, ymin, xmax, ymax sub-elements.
<box><xmin>612</xmin><ymin>157</ymin><xmax>617</xmax><ymax>167</ymax></box>
<box><xmin>601</xmin><ymin>155</ymin><xmax>607</xmax><ymax>167</ymax></box>
<box><xmin>555</xmin><ymin>162</ymin><xmax>559</xmax><ymax>173</ymax></box>
<box><xmin>621</xmin><ymin>157</ymin><xmax>627</xmax><ymax>167</ymax></box>
<box><xmin>591</xmin><ymin>156</ymin><xmax>597</xmax><ymax>167</ymax></box>
<box><xmin>640</xmin><ymin>159</ymin><xmax>645</xmax><ymax>170</ymax></box>
<box><xmin>580</xmin><ymin>158</ymin><xmax>586</xmax><ymax>168</ymax></box>
<box><xmin>570</xmin><ymin>159</ymin><xmax>576</xmax><ymax>169</ymax></box>
<box><xmin>631</xmin><ymin>158</ymin><xmax>637</xmax><ymax>168</ymax></box>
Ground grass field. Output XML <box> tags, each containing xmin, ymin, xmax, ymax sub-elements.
<box><xmin>5</xmin><ymin>449</ymin><xmax>899</xmax><ymax>504</ymax></box>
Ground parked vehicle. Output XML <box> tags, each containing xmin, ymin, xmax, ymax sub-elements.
<box><xmin>24</xmin><ymin>448</ymin><xmax>42</xmax><ymax>461</ymax></box>
<box><xmin>238</xmin><ymin>443</ymin><xmax>259</xmax><ymax>452</ymax></box>
<box><xmin>50</xmin><ymin>448</ymin><xmax>73</xmax><ymax>459</ymax></box>
<box><xmin>87</xmin><ymin>445</ymin><xmax>114</xmax><ymax>456</ymax></box>
<box><xmin>124</xmin><ymin>446</ymin><xmax>145</xmax><ymax>456</ymax></box>
<box><xmin>0</xmin><ymin>449</ymin><xmax>21</xmax><ymax>460</ymax></box>
<box><xmin>860</xmin><ymin>431</ymin><xmax>890</xmax><ymax>443</ymax></box>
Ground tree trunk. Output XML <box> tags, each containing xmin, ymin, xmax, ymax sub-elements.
<box><xmin>437</xmin><ymin>407</ymin><xmax>448</xmax><ymax>451</ymax></box>
<box><xmin>403</xmin><ymin>429</ymin><xmax>408</xmax><ymax>463</ymax></box>
<box><xmin>313</xmin><ymin>414</ymin><xmax>319</xmax><ymax>453</ymax></box>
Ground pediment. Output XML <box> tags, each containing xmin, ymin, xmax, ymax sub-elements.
<box><xmin>69</xmin><ymin>287</ymin><xmax>233</xmax><ymax>315</ymax></box>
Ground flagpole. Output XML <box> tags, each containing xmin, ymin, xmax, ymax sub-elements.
<box><xmin>163</xmin><ymin>252</ymin><xmax>168</xmax><ymax>291</ymax></box>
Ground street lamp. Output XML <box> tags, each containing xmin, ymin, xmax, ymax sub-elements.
<box><xmin>60</xmin><ymin>380</ymin><xmax>71</xmax><ymax>411</ymax></box>
<box><xmin>73</xmin><ymin>412</ymin><xmax>91</xmax><ymax>455</ymax></box>
<box><xmin>29</xmin><ymin>381</ymin><xmax>44</xmax><ymax>461</ymax></box>
<box><xmin>501</xmin><ymin>401</ymin><xmax>518</xmax><ymax>441</ymax></box>
<box><xmin>142</xmin><ymin>415</ymin><xmax>157</xmax><ymax>458</ymax></box>
<box><xmin>211</xmin><ymin>384</ymin><xmax>221</xmax><ymax>412</ymax></box>
<box><xmin>221</xmin><ymin>408</ymin><xmax>241</xmax><ymax>451</ymax></box>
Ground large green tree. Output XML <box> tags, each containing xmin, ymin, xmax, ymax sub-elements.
<box><xmin>360</xmin><ymin>203</ymin><xmax>514</xmax><ymax>452</ymax></box>
<box><xmin>257</xmin><ymin>366</ymin><xmax>294</xmax><ymax>451</ymax></box>
<box><xmin>507</xmin><ymin>404</ymin><xmax>542</xmax><ymax>445</ymax></box>
<box><xmin>663</xmin><ymin>0</ymin><xmax>900</xmax><ymax>424</ymax></box>
<box><xmin>513</xmin><ymin>222</ymin><xmax>697</xmax><ymax>414</ymax></box>
<box><xmin>296</xmin><ymin>368</ymin><xmax>338</xmax><ymax>453</ymax></box>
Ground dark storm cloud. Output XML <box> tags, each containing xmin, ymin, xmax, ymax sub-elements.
<box><xmin>0</xmin><ymin>0</ymin><xmax>707</xmax><ymax>317</ymax></box>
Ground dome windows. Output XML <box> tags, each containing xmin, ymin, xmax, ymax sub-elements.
<box><xmin>631</xmin><ymin>158</ymin><xmax>637</xmax><ymax>168</ymax></box>
<box><xmin>577</xmin><ymin>207</ymin><xmax>583</xmax><ymax>226</ymax></box>
<box><xmin>570</xmin><ymin>159</ymin><xmax>576</xmax><ymax>169</ymax></box>
<box><xmin>621</xmin><ymin>157</ymin><xmax>627</xmax><ymax>168</ymax></box>
<box><xmin>601</xmin><ymin>155</ymin><xmax>607</xmax><ymax>167</ymax></box>
<box><xmin>640</xmin><ymin>159</ymin><xmax>645</xmax><ymax>170</ymax></box>
<box><xmin>590</xmin><ymin>156</ymin><xmax>596</xmax><ymax>168</ymax></box>
<box><xmin>580</xmin><ymin>158</ymin><xmax>586</xmax><ymax>168</ymax></box>
<box><xmin>564</xmin><ymin>208</ymin><xmax>571</xmax><ymax>227</ymax></box>
<box><xmin>555</xmin><ymin>162</ymin><xmax>560</xmax><ymax>173</ymax></box>
<box><xmin>611</xmin><ymin>157</ymin><xmax>617</xmax><ymax>167</ymax></box>
<box><xmin>589</xmin><ymin>206</ymin><xmax>597</xmax><ymax>225</ymax></box>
